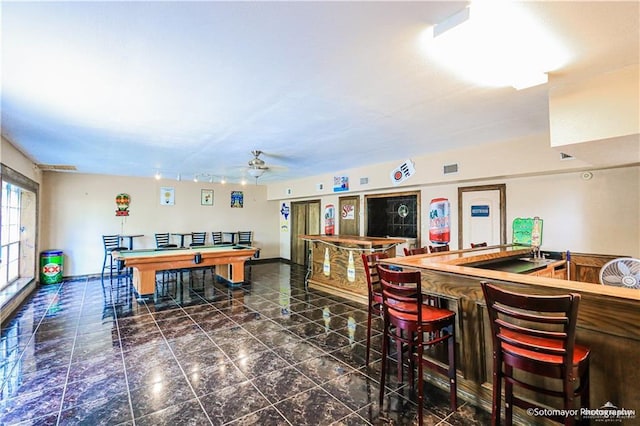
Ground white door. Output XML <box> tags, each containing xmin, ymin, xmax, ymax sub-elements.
<box><xmin>461</xmin><ymin>190</ymin><xmax>501</xmax><ymax>249</ymax></box>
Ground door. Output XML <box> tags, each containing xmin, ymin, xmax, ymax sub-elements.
<box><xmin>290</xmin><ymin>200</ymin><xmax>320</xmax><ymax>266</ymax></box>
<box><xmin>338</xmin><ymin>196</ymin><xmax>360</xmax><ymax>236</ymax></box>
<box><xmin>458</xmin><ymin>184</ymin><xmax>506</xmax><ymax>249</ymax></box>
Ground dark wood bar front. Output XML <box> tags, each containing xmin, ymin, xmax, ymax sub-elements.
<box><xmin>300</xmin><ymin>234</ymin><xmax>406</xmax><ymax>304</ymax></box>
<box><xmin>382</xmin><ymin>245</ymin><xmax>639</xmax><ymax>423</ymax></box>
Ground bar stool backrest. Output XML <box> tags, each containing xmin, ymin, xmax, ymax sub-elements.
<box><xmin>237</xmin><ymin>231</ymin><xmax>252</xmax><ymax>245</ymax></box>
<box><xmin>407</xmin><ymin>247</ymin><xmax>429</xmax><ymax>256</ymax></box>
<box><xmin>190</xmin><ymin>232</ymin><xmax>207</xmax><ymax>246</ymax></box>
<box><xmin>103</xmin><ymin>235</ymin><xmax>126</xmax><ymax>253</ymax></box>
<box><xmin>211</xmin><ymin>232</ymin><xmax>223</xmax><ymax>245</ymax></box>
<box><xmin>155</xmin><ymin>233</ymin><xmax>176</xmax><ymax>248</ymax></box>
<box><xmin>429</xmin><ymin>244</ymin><xmax>450</xmax><ymax>253</ymax></box>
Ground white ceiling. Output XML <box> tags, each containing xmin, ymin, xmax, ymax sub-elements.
<box><xmin>1</xmin><ymin>1</ymin><xmax>638</xmax><ymax>183</ymax></box>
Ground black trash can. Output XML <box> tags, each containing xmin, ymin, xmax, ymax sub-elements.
<box><xmin>40</xmin><ymin>250</ymin><xmax>64</xmax><ymax>284</ymax></box>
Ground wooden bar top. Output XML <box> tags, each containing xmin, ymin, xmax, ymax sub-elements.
<box><xmin>383</xmin><ymin>244</ymin><xmax>639</xmax><ymax>302</ymax></box>
<box><xmin>300</xmin><ymin>234</ymin><xmax>406</xmax><ymax>246</ymax></box>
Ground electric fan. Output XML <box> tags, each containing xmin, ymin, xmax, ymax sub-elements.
<box><xmin>599</xmin><ymin>258</ymin><xmax>640</xmax><ymax>288</ymax></box>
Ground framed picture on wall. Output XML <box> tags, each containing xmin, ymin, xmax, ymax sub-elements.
<box><xmin>160</xmin><ymin>187</ymin><xmax>175</xmax><ymax>206</ymax></box>
<box><xmin>201</xmin><ymin>189</ymin><xmax>213</xmax><ymax>206</ymax></box>
<box><xmin>231</xmin><ymin>191</ymin><xmax>243</xmax><ymax>208</ymax></box>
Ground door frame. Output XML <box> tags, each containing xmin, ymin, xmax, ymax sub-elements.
<box><xmin>338</xmin><ymin>195</ymin><xmax>360</xmax><ymax>236</ymax></box>
<box><xmin>290</xmin><ymin>199</ymin><xmax>321</xmax><ymax>266</ymax></box>
<box><xmin>457</xmin><ymin>184</ymin><xmax>506</xmax><ymax>249</ymax></box>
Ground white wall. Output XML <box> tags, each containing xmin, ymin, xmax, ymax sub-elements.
<box><xmin>274</xmin><ymin>167</ymin><xmax>639</xmax><ymax>259</ymax></box>
<box><xmin>268</xmin><ymin>133</ymin><xmax>639</xmax><ymax>259</ymax></box>
<box><xmin>41</xmin><ymin>172</ymin><xmax>279</xmax><ymax>276</ymax></box>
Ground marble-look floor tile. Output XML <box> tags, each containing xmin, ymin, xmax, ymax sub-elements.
<box><xmin>186</xmin><ymin>360</ymin><xmax>246</xmax><ymax>397</ymax></box>
<box><xmin>233</xmin><ymin>348</ymin><xmax>291</xmax><ymax>380</ymax></box>
<box><xmin>1</xmin><ymin>263</ymin><xmax>491</xmax><ymax>425</ymax></box>
<box><xmin>226</xmin><ymin>405</ymin><xmax>290</xmax><ymax>426</ymax></box>
<box><xmin>135</xmin><ymin>398</ymin><xmax>211</xmax><ymax>426</ymax></box>
<box><xmin>275</xmin><ymin>386</ymin><xmax>354</xmax><ymax>426</ymax></box>
<box><xmin>128</xmin><ymin>374</ymin><xmax>196</xmax><ymax>419</ymax></box>
<box><xmin>251</xmin><ymin>365</ymin><xmax>316</xmax><ymax>404</ymax></box>
<box><xmin>58</xmin><ymin>391</ymin><xmax>133</xmax><ymax>425</ymax></box>
<box><xmin>294</xmin><ymin>354</ymin><xmax>354</xmax><ymax>386</ymax></box>
<box><xmin>199</xmin><ymin>380</ymin><xmax>271</xmax><ymax>425</ymax></box>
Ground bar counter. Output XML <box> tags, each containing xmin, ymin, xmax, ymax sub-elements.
<box><xmin>300</xmin><ymin>234</ymin><xmax>405</xmax><ymax>303</ymax></box>
<box><xmin>381</xmin><ymin>245</ymin><xmax>639</xmax><ymax>421</ymax></box>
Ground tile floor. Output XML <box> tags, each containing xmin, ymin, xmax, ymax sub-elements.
<box><xmin>0</xmin><ymin>262</ymin><xmax>490</xmax><ymax>425</ymax></box>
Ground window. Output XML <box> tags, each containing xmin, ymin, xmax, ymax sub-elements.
<box><xmin>365</xmin><ymin>192</ymin><xmax>420</xmax><ymax>238</ymax></box>
<box><xmin>1</xmin><ymin>182</ymin><xmax>22</xmax><ymax>290</ymax></box>
<box><xmin>0</xmin><ymin>164</ymin><xmax>38</xmax><ymax>295</ymax></box>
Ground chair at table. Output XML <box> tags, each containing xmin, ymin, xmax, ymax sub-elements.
<box><xmin>155</xmin><ymin>233</ymin><xmax>178</xmax><ymax>249</ymax></box>
<box><xmin>189</xmin><ymin>232</ymin><xmax>207</xmax><ymax>247</ymax></box>
<box><xmin>237</xmin><ymin>231</ymin><xmax>253</xmax><ymax>246</ymax></box>
<box><xmin>404</xmin><ymin>247</ymin><xmax>429</xmax><ymax>256</ymax></box>
<box><xmin>154</xmin><ymin>233</ymin><xmax>179</xmax><ymax>288</ymax></box>
<box><xmin>480</xmin><ymin>281</ymin><xmax>590</xmax><ymax>426</ymax></box>
<box><xmin>101</xmin><ymin>235</ymin><xmax>129</xmax><ymax>289</ymax></box>
<box><xmin>361</xmin><ymin>252</ymin><xmax>389</xmax><ymax>366</ymax></box>
<box><xmin>377</xmin><ymin>265</ymin><xmax>457</xmax><ymax>425</ymax></box>
<box><xmin>211</xmin><ymin>231</ymin><xmax>224</xmax><ymax>245</ymax></box>
<box><xmin>429</xmin><ymin>244</ymin><xmax>450</xmax><ymax>253</ymax></box>
<box><xmin>471</xmin><ymin>242</ymin><xmax>487</xmax><ymax>248</ymax></box>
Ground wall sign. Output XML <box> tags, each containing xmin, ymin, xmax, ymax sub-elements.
<box><xmin>390</xmin><ymin>159</ymin><xmax>416</xmax><ymax>185</ymax></box>
<box><xmin>471</xmin><ymin>205</ymin><xmax>490</xmax><ymax>217</ymax></box>
<box><xmin>333</xmin><ymin>176</ymin><xmax>349</xmax><ymax>192</ymax></box>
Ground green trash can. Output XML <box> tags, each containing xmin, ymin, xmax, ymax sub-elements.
<box><xmin>40</xmin><ymin>250</ymin><xmax>64</xmax><ymax>284</ymax></box>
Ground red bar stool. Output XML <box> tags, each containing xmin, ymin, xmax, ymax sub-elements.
<box><xmin>429</xmin><ymin>244</ymin><xmax>450</xmax><ymax>253</ymax></box>
<box><xmin>377</xmin><ymin>265</ymin><xmax>457</xmax><ymax>426</ymax></box>
<box><xmin>360</xmin><ymin>252</ymin><xmax>389</xmax><ymax>366</ymax></box>
<box><xmin>404</xmin><ymin>247</ymin><xmax>429</xmax><ymax>256</ymax></box>
<box><xmin>481</xmin><ymin>282</ymin><xmax>591</xmax><ymax>426</ymax></box>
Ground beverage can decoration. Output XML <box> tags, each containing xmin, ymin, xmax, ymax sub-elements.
<box><xmin>115</xmin><ymin>193</ymin><xmax>131</xmax><ymax>216</ymax></box>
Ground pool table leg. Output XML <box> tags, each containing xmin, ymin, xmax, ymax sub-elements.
<box><xmin>217</xmin><ymin>262</ymin><xmax>245</xmax><ymax>285</ymax></box>
<box><xmin>132</xmin><ymin>268</ymin><xmax>157</xmax><ymax>296</ymax></box>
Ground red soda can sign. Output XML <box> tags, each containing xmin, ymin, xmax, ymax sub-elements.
<box><xmin>429</xmin><ymin>198</ymin><xmax>450</xmax><ymax>243</ymax></box>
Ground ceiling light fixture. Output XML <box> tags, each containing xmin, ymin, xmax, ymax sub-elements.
<box><xmin>247</xmin><ymin>167</ymin><xmax>265</xmax><ymax>178</ymax></box>
<box><xmin>155</xmin><ymin>171</ymin><xmax>161</xmax><ymax>180</ymax></box>
<box><xmin>422</xmin><ymin>0</ymin><xmax>569</xmax><ymax>90</ymax></box>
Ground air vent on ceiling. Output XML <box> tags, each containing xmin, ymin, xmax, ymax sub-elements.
<box><xmin>36</xmin><ymin>164</ymin><xmax>77</xmax><ymax>172</ymax></box>
<box><xmin>443</xmin><ymin>163</ymin><xmax>459</xmax><ymax>174</ymax></box>
<box><xmin>560</xmin><ymin>152</ymin><xmax>575</xmax><ymax>160</ymax></box>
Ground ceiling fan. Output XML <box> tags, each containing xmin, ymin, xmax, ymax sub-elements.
<box><xmin>247</xmin><ymin>150</ymin><xmax>270</xmax><ymax>178</ymax></box>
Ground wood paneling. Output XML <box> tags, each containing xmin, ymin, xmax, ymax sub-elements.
<box><xmin>569</xmin><ymin>252</ymin><xmax>628</xmax><ymax>284</ymax></box>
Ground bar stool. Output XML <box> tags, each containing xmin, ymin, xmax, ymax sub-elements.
<box><xmin>471</xmin><ymin>242</ymin><xmax>487</xmax><ymax>248</ymax></box>
<box><xmin>101</xmin><ymin>235</ymin><xmax>129</xmax><ymax>288</ymax></box>
<box><xmin>429</xmin><ymin>244</ymin><xmax>450</xmax><ymax>253</ymax></box>
<box><xmin>377</xmin><ymin>265</ymin><xmax>457</xmax><ymax>425</ymax></box>
<box><xmin>361</xmin><ymin>252</ymin><xmax>389</xmax><ymax>365</ymax></box>
<box><xmin>481</xmin><ymin>282</ymin><xmax>591</xmax><ymax>426</ymax></box>
<box><xmin>404</xmin><ymin>247</ymin><xmax>429</xmax><ymax>256</ymax></box>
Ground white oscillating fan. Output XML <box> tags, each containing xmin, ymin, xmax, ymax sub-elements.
<box><xmin>599</xmin><ymin>258</ymin><xmax>640</xmax><ymax>288</ymax></box>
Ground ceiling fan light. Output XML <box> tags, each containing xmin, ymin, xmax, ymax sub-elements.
<box><xmin>247</xmin><ymin>167</ymin><xmax>265</xmax><ymax>178</ymax></box>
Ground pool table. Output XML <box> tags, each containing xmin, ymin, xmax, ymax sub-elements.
<box><xmin>114</xmin><ymin>244</ymin><xmax>258</xmax><ymax>295</ymax></box>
